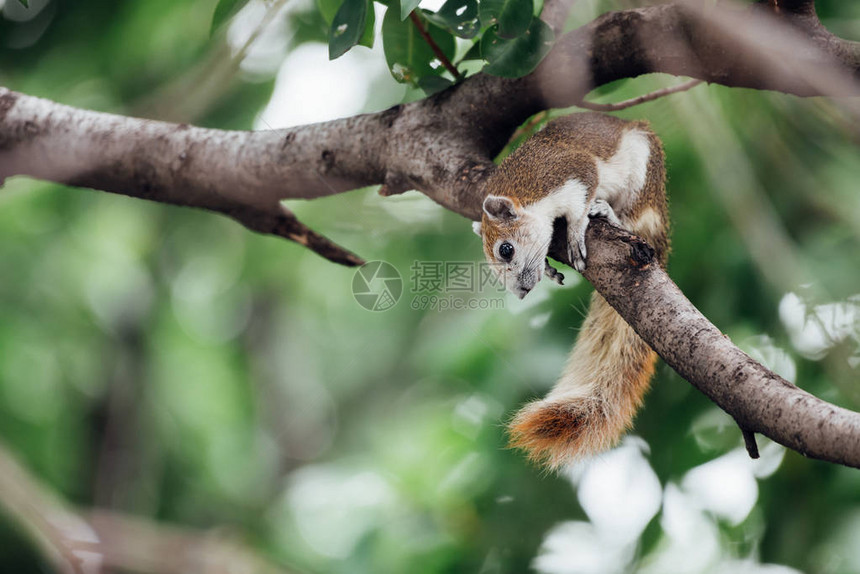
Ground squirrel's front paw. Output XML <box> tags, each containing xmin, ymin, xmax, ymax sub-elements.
<box><xmin>566</xmin><ymin>215</ymin><xmax>588</xmax><ymax>272</ymax></box>
<box><xmin>567</xmin><ymin>225</ymin><xmax>588</xmax><ymax>273</ymax></box>
<box><xmin>544</xmin><ymin>259</ymin><xmax>564</xmax><ymax>285</ymax></box>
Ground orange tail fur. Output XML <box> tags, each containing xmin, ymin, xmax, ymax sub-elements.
<box><xmin>508</xmin><ymin>293</ymin><xmax>657</xmax><ymax>469</ymax></box>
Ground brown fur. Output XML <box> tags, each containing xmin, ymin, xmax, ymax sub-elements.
<box><xmin>499</xmin><ymin>113</ymin><xmax>669</xmax><ymax>469</ymax></box>
<box><xmin>482</xmin><ymin>113</ymin><xmax>669</xmax><ymax>262</ymax></box>
<box><xmin>509</xmin><ymin>295</ymin><xmax>658</xmax><ymax>469</ymax></box>
<box><xmin>629</xmin><ymin>129</ymin><xmax>670</xmax><ymax>263</ymax></box>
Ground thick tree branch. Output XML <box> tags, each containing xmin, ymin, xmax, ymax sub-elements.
<box><xmin>539</xmin><ymin>0</ymin><xmax>577</xmax><ymax>35</ymax></box>
<box><xmin>3</xmin><ymin>1</ymin><xmax>860</xmax><ymax>466</ymax></box>
<box><xmin>573</xmin><ymin>221</ymin><xmax>860</xmax><ymax>468</ymax></box>
<box><xmin>4</xmin><ymin>2</ymin><xmax>859</xmax><ymax>227</ymax></box>
<box><xmin>534</xmin><ymin>1</ymin><xmax>860</xmax><ymax>109</ymax></box>
<box><xmin>3</xmin><ymin>1</ymin><xmax>859</xmax><ymax>220</ymax></box>
<box><xmin>0</xmin><ymin>88</ymin><xmax>369</xmax><ymax>265</ymax></box>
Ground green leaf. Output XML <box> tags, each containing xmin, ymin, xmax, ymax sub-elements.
<box><xmin>290</xmin><ymin>7</ymin><xmax>332</xmax><ymax>46</ymax></box>
<box><xmin>418</xmin><ymin>75</ymin><xmax>454</xmax><ymax>95</ymax></box>
<box><xmin>481</xmin><ymin>17</ymin><xmax>553</xmax><ymax>78</ymax></box>
<box><xmin>317</xmin><ymin>0</ymin><xmax>342</xmax><ymax>24</ymax></box>
<box><xmin>359</xmin><ymin>2</ymin><xmax>376</xmax><ymax>48</ymax></box>
<box><xmin>424</xmin><ymin>0</ymin><xmax>479</xmax><ymax>39</ymax></box>
<box><xmin>399</xmin><ymin>0</ymin><xmax>422</xmax><ymax>20</ymax></box>
<box><xmin>329</xmin><ymin>0</ymin><xmax>370</xmax><ymax>59</ymax></box>
<box><xmin>382</xmin><ymin>7</ymin><xmax>456</xmax><ymax>85</ymax></box>
<box><xmin>16</xmin><ymin>0</ymin><xmax>29</xmax><ymax>7</ymax></box>
<box><xmin>479</xmin><ymin>0</ymin><xmax>533</xmax><ymax>39</ymax></box>
<box><xmin>460</xmin><ymin>39</ymin><xmax>483</xmax><ymax>61</ymax></box>
<box><xmin>210</xmin><ymin>0</ymin><xmax>251</xmax><ymax>35</ymax></box>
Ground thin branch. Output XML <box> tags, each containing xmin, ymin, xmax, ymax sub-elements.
<box><xmin>133</xmin><ymin>0</ymin><xmax>291</xmax><ymax>122</ymax></box>
<box><xmin>577</xmin><ymin>79</ymin><xmax>703</xmax><ymax>112</ymax></box>
<box><xmin>232</xmin><ymin>204</ymin><xmax>365</xmax><ymax>266</ymax></box>
<box><xmin>85</xmin><ymin>511</ymin><xmax>291</xmax><ymax>574</ymax></box>
<box><xmin>409</xmin><ymin>11</ymin><xmax>462</xmax><ymax>80</ymax></box>
<box><xmin>0</xmin><ymin>442</ymin><xmax>95</xmax><ymax>574</ymax></box>
<box><xmin>0</xmin><ymin>440</ymin><xmax>296</xmax><ymax>574</ymax></box>
<box><xmin>506</xmin><ymin>110</ymin><xmax>550</xmax><ymax>148</ymax></box>
<box><xmin>741</xmin><ymin>427</ymin><xmax>761</xmax><ymax>459</ymax></box>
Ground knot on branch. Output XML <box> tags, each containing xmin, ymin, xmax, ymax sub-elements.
<box><xmin>458</xmin><ymin>158</ymin><xmax>496</xmax><ymax>188</ymax></box>
<box><xmin>379</xmin><ymin>171</ymin><xmax>412</xmax><ymax>196</ymax></box>
<box><xmin>623</xmin><ymin>235</ymin><xmax>656</xmax><ymax>269</ymax></box>
<box><xmin>575</xmin><ymin>218</ymin><xmax>657</xmax><ymax>272</ymax></box>
<box><xmin>0</xmin><ymin>89</ymin><xmax>18</xmax><ymax>123</ymax></box>
<box><xmin>758</xmin><ymin>0</ymin><xmax>816</xmax><ymax>17</ymax></box>
<box><xmin>319</xmin><ymin>149</ymin><xmax>336</xmax><ymax>173</ymax></box>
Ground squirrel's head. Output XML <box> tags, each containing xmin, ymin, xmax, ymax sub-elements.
<box><xmin>473</xmin><ymin>195</ymin><xmax>553</xmax><ymax>299</ymax></box>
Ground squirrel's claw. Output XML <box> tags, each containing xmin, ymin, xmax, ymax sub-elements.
<box><xmin>544</xmin><ymin>259</ymin><xmax>565</xmax><ymax>285</ymax></box>
<box><xmin>567</xmin><ymin>220</ymin><xmax>588</xmax><ymax>273</ymax></box>
<box><xmin>567</xmin><ymin>200</ymin><xmax>620</xmax><ymax>273</ymax></box>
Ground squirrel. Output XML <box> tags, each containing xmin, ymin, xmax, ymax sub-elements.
<box><xmin>473</xmin><ymin>112</ymin><xmax>669</xmax><ymax>470</ymax></box>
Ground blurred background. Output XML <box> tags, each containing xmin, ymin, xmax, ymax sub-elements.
<box><xmin>2</xmin><ymin>0</ymin><xmax>860</xmax><ymax>572</ymax></box>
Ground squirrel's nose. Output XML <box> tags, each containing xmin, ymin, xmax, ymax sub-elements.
<box><xmin>517</xmin><ymin>287</ymin><xmax>531</xmax><ymax>299</ymax></box>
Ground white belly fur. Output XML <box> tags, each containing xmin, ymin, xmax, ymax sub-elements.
<box><xmin>595</xmin><ymin>129</ymin><xmax>651</xmax><ymax>215</ymax></box>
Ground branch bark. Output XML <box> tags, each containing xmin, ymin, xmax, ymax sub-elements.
<box><xmin>3</xmin><ymin>1</ymin><xmax>860</xmax><ymax>466</ymax></box>
<box><xmin>576</xmin><ymin>221</ymin><xmax>860</xmax><ymax>468</ymax></box>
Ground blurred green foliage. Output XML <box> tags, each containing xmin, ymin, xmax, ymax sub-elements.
<box><xmin>324</xmin><ymin>0</ymin><xmax>549</xmax><ymax>85</ymax></box>
<box><xmin>2</xmin><ymin>0</ymin><xmax>860</xmax><ymax>573</ymax></box>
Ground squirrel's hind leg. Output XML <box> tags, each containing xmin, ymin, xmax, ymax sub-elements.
<box><xmin>588</xmin><ymin>199</ymin><xmax>622</xmax><ymax>226</ymax></box>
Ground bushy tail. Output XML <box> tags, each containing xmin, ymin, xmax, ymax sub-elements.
<box><xmin>508</xmin><ymin>293</ymin><xmax>656</xmax><ymax>470</ymax></box>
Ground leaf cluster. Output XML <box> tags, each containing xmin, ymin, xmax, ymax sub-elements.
<box><xmin>212</xmin><ymin>0</ymin><xmax>554</xmax><ymax>93</ymax></box>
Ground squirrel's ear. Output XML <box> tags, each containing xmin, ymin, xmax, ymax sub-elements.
<box><xmin>483</xmin><ymin>195</ymin><xmax>519</xmax><ymax>222</ymax></box>
<box><xmin>472</xmin><ymin>221</ymin><xmax>482</xmax><ymax>237</ymax></box>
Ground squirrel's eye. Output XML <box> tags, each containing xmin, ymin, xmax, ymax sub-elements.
<box><xmin>498</xmin><ymin>241</ymin><xmax>514</xmax><ymax>262</ymax></box>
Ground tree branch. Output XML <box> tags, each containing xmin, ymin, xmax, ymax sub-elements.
<box><xmin>0</xmin><ymin>440</ymin><xmax>296</xmax><ymax>574</ymax></box>
<box><xmin>3</xmin><ymin>1</ymin><xmax>860</xmax><ymax>466</ymax></box>
<box><xmin>0</xmin><ymin>88</ymin><xmax>368</xmax><ymax>265</ymax></box>
<box><xmin>577</xmin><ymin>79</ymin><xmax>703</xmax><ymax>112</ymax></box>
<box><xmin>539</xmin><ymin>0</ymin><xmax>577</xmax><ymax>35</ymax></box>
<box><xmin>571</xmin><ymin>221</ymin><xmax>860</xmax><ymax>468</ymax></box>
<box><xmin>4</xmin><ymin>2</ymin><xmax>860</xmax><ymax>225</ymax></box>
<box><xmin>409</xmin><ymin>12</ymin><xmax>462</xmax><ymax>80</ymax></box>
